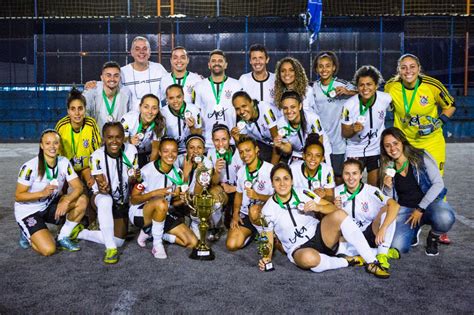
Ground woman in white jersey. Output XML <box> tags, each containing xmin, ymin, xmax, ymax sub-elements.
<box><xmin>290</xmin><ymin>133</ymin><xmax>335</xmax><ymax>202</ymax></box>
<box><xmin>341</xmin><ymin>65</ymin><xmax>391</xmax><ymax>186</ymax></box>
<box><xmin>335</xmin><ymin>158</ymin><xmax>400</xmax><ymax>272</ymax></box>
<box><xmin>273</xmin><ymin>90</ymin><xmax>332</xmax><ymax>166</ymax></box>
<box><xmin>255</xmin><ymin>163</ymin><xmax>390</xmax><ymax>278</ymax></box>
<box><xmin>15</xmin><ymin>129</ymin><xmax>87</xmax><ymax>256</ymax></box>
<box><xmin>121</xmin><ymin>94</ymin><xmax>165</xmax><ymax>167</ymax></box>
<box><xmin>130</xmin><ymin>137</ymin><xmax>198</xmax><ymax>259</ymax></box>
<box><xmin>313</xmin><ymin>51</ymin><xmax>357</xmax><ymax>184</ymax></box>
<box><xmin>70</xmin><ymin>122</ymin><xmax>140</xmax><ymax>264</ymax></box>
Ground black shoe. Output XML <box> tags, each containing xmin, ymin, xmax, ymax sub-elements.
<box><xmin>425</xmin><ymin>232</ymin><xmax>439</xmax><ymax>256</ymax></box>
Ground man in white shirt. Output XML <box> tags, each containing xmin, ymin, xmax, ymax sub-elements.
<box><xmin>239</xmin><ymin>44</ymin><xmax>275</xmax><ymax>107</ymax></box>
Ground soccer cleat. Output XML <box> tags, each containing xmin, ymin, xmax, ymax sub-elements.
<box><xmin>137</xmin><ymin>229</ymin><xmax>149</xmax><ymax>248</ymax></box>
<box><xmin>103</xmin><ymin>248</ymin><xmax>119</xmax><ymax>264</ymax></box>
<box><xmin>387</xmin><ymin>248</ymin><xmax>401</xmax><ymax>260</ymax></box>
<box><xmin>151</xmin><ymin>243</ymin><xmax>167</xmax><ymax>259</ymax></box>
<box><xmin>341</xmin><ymin>255</ymin><xmax>365</xmax><ymax>267</ymax></box>
<box><xmin>439</xmin><ymin>233</ymin><xmax>451</xmax><ymax>245</ymax></box>
<box><xmin>58</xmin><ymin>237</ymin><xmax>81</xmax><ymax>252</ymax></box>
<box><xmin>411</xmin><ymin>228</ymin><xmax>422</xmax><ymax>247</ymax></box>
<box><xmin>69</xmin><ymin>223</ymin><xmax>84</xmax><ymax>241</ymax></box>
<box><xmin>19</xmin><ymin>232</ymin><xmax>30</xmax><ymax>249</ymax></box>
<box><xmin>365</xmin><ymin>261</ymin><xmax>390</xmax><ymax>279</ymax></box>
<box><xmin>425</xmin><ymin>232</ymin><xmax>439</xmax><ymax>256</ymax></box>
<box><xmin>376</xmin><ymin>253</ymin><xmax>390</xmax><ymax>270</ymax></box>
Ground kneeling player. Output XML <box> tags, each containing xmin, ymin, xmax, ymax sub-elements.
<box><xmin>130</xmin><ymin>138</ymin><xmax>198</xmax><ymax>259</ymax></box>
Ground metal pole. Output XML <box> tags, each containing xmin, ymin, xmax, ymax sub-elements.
<box><xmin>244</xmin><ymin>17</ymin><xmax>248</xmax><ymax>74</ymax></box>
<box><xmin>448</xmin><ymin>17</ymin><xmax>454</xmax><ymax>90</ymax></box>
<box><xmin>107</xmin><ymin>17</ymin><xmax>111</xmax><ymax>61</ymax></box>
<box><xmin>379</xmin><ymin>16</ymin><xmax>383</xmax><ymax>73</ymax></box>
<box><xmin>127</xmin><ymin>0</ymin><xmax>131</xmax><ymax>16</ymax></box>
<box><xmin>464</xmin><ymin>0</ymin><xmax>471</xmax><ymax>96</ymax></box>
<box><xmin>42</xmin><ymin>18</ymin><xmax>46</xmax><ymax>92</ymax></box>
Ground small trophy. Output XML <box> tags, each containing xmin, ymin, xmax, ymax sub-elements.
<box><xmin>183</xmin><ymin>167</ymin><xmax>220</xmax><ymax>260</ymax></box>
<box><xmin>256</xmin><ymin>215</ymin><xmax>274</xmax><ymax>272</ymax></box>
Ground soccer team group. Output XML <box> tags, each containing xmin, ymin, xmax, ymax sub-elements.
<box><xmin>14</xmin><ymin>36</ymin><xmax>456</xmax><ymax>279</ymax></box>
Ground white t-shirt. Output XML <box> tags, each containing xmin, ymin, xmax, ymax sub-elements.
<box><xmin>83</xmin><ymin>86</ymin><xmax>132</xmax><ymax>132</ymax></box>
<box><xmin>239</xmin><ymin>72</ymin><xmax>276</xmax><ymax>106</ymax></box>
<box><xmin>235</xmin><ymin>160</ymin><xmax>274</xmax><ymax>215</ymax></box>
<box><xmin>90</xmin><ymin>143</ymin><xmax>138</xmax><ymax>204</ymax></box>
<box><xmin>335</xmin><ymin>183</ymin><xmax>389</xmax><ymax>232</ymax></box>
<box><xmin>341</xmin><ymin>91</ymin><xmax>391</xmax><ymax>157</ymax></box>
<box><xmin>207</xmin><ymin>147</ymin><xmax>243</xmax><ymax>185</ymax></box>
<box><xmin>14</xmin><ymin>156</ymin><xmax>78</xmax><ymax>220</ymax></box>
<box><xmin>238</xmin><ymin>100</ymin><xmax>280</xmax><ymax>145</ymax></box>
<box><xmin>159</xmin><ymin>71</ymin><xmax>202</xmax><ymax>106</ymax></box>
<box><xmin>162</xmin><ymin>103</ymin><xmax>202</xmax><ymax>153</ymax></box>
<box><xmin>313</xmin><ymin>78</ymin><xmax>355</xmax><ymax>154</ymax></box>
<box><xmin>290</xmin><ymin>160</ymin><xmax>335</xmax><ymax>191</ymax></box>
<box><xmin>121</xmin><ymin>62</ymin><xmax>168</xmax><ymax>111</ymax></box>
<box><xmin>193</xmin><ymin>76</ymin><xmax>242</xmax><ymax>148</ymax></box>
<box><xmin>120</xmin><ymin>110</ymin><xmax>163</xmax><ymax>155</ymax></box>
<box><xmin>276</xmin><ymin>110</ymin><xmax>332</xmax><ymax>165</ymax></box>
<box><xmin>260</xmin><ymin>187</ymin><xmax>321</xmax><ymax>261</ymax></box>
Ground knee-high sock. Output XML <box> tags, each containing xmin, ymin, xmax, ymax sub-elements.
<box><xmin>378</xmin><ymin>213</ymin><xmax>396</xmax><ymax>255</ymax></box>
<box><xmin>340</xmin><ymin>216</ymin><xmax>377</xmax><ymax>263</ymax></box>
<box><xmin>152</xmin><ymin>219</ymin><xmax>165</xmax><ymax>247</ymax></box>
<box><xmin>58</xmin><ymin>219</ymin><xmax>78</xmax><ymax>240</ymax></box>
<box><xmin>95</xmin><ymin>194</ymin><xmax>116</xmax><ymax>249</ymax></box>
<box><xmin>78</xmin><ymin>230</ymin><xmax>124</xmax><ymax>247</ymax></box>
<box><xmin>163</xmin><ymin>233</ymin><xmax>176</xmax><ymax>244</ymax></box>
<box><xmin>310</xmin><ymin>254</ymin><xmax>348</xmax><ymax>273</ymax></box>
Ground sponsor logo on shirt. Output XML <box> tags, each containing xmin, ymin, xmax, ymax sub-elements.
<box><xmin>26</xmin><ymin>216</ymin><xmax>37</xmax><ymax>227</ymax></box>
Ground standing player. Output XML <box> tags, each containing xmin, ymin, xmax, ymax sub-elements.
<box><xmin>341</xmin><ymin>65</ymin><xmax>391</xmax><ymax>187</ymax></box>
<box><xmin>83</xmin><ymin>61</ymin><xmax>132</xmax><ymax>131</ymax></box>
<box><xmin>193</xmin><ymin>49</ymin><xmax>242</xmax><ymax>149</ymax></box>
<box><xmin>313</xmin><ymin>51</ymin><xmax>357</xmax><ymax>184</ymax></box>
<box><xmin>15</xmin><ymin>129</ymin><xmax>87</xmax><ymax>255</ymax></box>
<box><xmin>159</xmin><ymin>46</ymin><xmax>202</xmax><ymax>106</ymax></box>
<box><xmin>231</xmin><ymin>91</ymin><xmax>280</xmax><ymax>164</ymax></box>
<box><xmin>161</xmin><ymin>84</ymin><xmax>202</xmax><ymax>154</ymax></box>
<box><xmin>384</xmin><ymin>54</ymin><xmax>456</xmax><ymax>245</ymax></box>
<box><xmin>239</xmin><ymin>44</ymin><xmax>276</xmax><ymax>107</ymax></box>
<box><xmin>226</xmin><ymin>136</ymin><xmax>274</xmax><ymax>251</ymax></box>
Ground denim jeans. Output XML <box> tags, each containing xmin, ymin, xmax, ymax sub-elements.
<box><xmin>391</xmin><ymin>198</ymin><xmax>456</xmax><ymax>253</ymax></box>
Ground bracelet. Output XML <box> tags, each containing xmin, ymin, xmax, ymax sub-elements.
<box><xmin>439</xmin><ymin>114</ymin><xmax>449</xmax><ymax>124</ymax></box>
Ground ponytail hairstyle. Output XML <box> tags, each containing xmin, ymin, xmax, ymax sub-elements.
<box><xmin>38</xmin><ymin>129</ymin><xmax>60</xmax><ymax>180</ymax></box>
<box><xmin>67</xmin><ymin>87</ymin><xmax>86</xmax><ymax>109</ymax></box>
<box><xmin>140</xmin><ymin>94</ymin><xmax>166</xmax><ymax>139</ymax></box>
<box><xmin>280</xmin><ymin>90</ymin><xmax>307</xmax><ymax>138</ymax></box>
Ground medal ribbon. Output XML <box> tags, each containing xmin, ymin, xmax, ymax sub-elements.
<box><xmin>172</xmin><ymin>71</ymin><xmax>189</xmax><ymax>88</ymax></box>
<box><xmin>171</xmin><ymin>102</ymin><xmax>186</xmax><ymax>119</ymax></box>
<box><xmin>283</xmin><ymin>122</ymin><xmax>301</xmax><ymax>137</ymax></box>
<box><xmin>217</xmin><ymin>150</ymin><xmax>232</xmax><ymax>164</ymax></box>
<box><xmin>156</xmin><ymin>159</ymin><xmax>184</xmax><ymax>186</ymax></box>
<box><xmin>102</xmin><ymin>90</ymin><xmax>118</xmax><ymax>116</ymax></box>
<box><xmin>137</xmin><ymin>119</ymin><xmax>156</xmax><ymax>135</ymax></box>
<box><xmin>245</xmin><ymin>159</ymin><xmax>262</xmax><ymax>183</ymax></box>
<box><xmin>319</xmin><ymin>78</ymin><xmax>335</xmax><ymax>97</ymax></box>
<box><xmin>359</xmin><ymin>95</ymin><xmax>375</xmax><ymax>116</ymax></box>
<box><xmin>401</xmin><ymin>78</ymin><xmax>420</xmax><ymax>116</ymax></box>
<box><xmin>395</xmin><ymin>160</ymin><xmax>409</xmax><ymax>173</ymax></box>
<box><xmin>44</xmin><ymin>158</ymin><xmax>59</xmax><ymax>180</ymax></box>
<box><xmin>209</xmin><ymin>76</ymin><xmax>227</xmax><ymax>106</ymax></box>
<box><xmin>70</xmin><ymin>124</ymin><xmax>83</xmax><ymax>157</ymax></box>
<box><xmin>340</xmin><ymin>182</ymin><xmax>362</xmax><ymax>201</ymax></box>
<box><xmin>275</xmin><ymin>188</ymin><xmax>301</xmax><ymax>210</ymax></box>
<box><xmin>305</xmin><ymin>163</ymin><xmax>322</xmax><ymax>183</ymax></box>
<box><xmin>121</xmin><ymin>150</ymin><xmax>133</xmax><ymax>169</ymax></box>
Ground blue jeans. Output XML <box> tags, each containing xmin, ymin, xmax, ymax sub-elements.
<box><xmin>391</xmin><ymin>199</ymin><xmax>455</xmax><ymax>253</ymax></box>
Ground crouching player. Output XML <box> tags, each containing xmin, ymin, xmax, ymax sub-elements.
<box><xmin>256</xmin><ymin>163</ymin><xmax>391</xmax><ymax>278</ymax></box>
<box><xmin>335</xmin><ymin>159</ymin><xmax>400</xmax><ymax>272</ymax></box>
<box><xmin>130</xmin><ymin>137</ymin><xmax>198</xmax><ymax>259</ymax></box>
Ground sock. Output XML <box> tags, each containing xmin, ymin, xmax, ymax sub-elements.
<box><xmin>310</xmin><ymin>254</ymin><xmax>348</xmax><ymax>273</ymax></box>
<box><xmin>163</xmin><ymin>233</ymin><xmax>176</xmax><ymax>244</ymax></box>
<box><xmin>340</xmin><ymin>216</ymin><xmax>377</xmax><ymax>263</ymax></box>
<box><xmin>57</xmin><ymin>219</ymin><xmax>78</xmax><ymax>240</ymax></box>
<box><xmin>78</xmin><ymin>230</ymin><xmax>124</xmax><ymax>247</ymax></box>
<box><xmin>378</xmin><ymin>213</ymin><xmax>396</xmax><ymax>255</ymax></box>
<box><xmin>152</xmin><ymin>220</ymin><xmax>165</xmax><ymax>247</ymax></box>
<box><xmin>95</xmin><ymin>194</ymin><xmax>116</xmax><ymax>249</ymax></box>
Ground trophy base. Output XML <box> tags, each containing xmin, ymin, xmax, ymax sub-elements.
<box><xmin>189</xmin><ymin>248</ymin><xmax>215</xmax><ymax>261</ymax></box>
<box><xmin>263</xmin><ymin>262</ymin><xmax>275</xmax><ymax>272</ymax></box>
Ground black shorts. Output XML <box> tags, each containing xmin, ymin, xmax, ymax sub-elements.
<box><xmin>112</xmin><ymin>202</ymin><xmax>129</xmax><ymax>219</ymax></box>
<box><xmin>347</xmin><ymin>155</ymin><xmax>380</xmax><ymax>172</ymax></box>
<box><xmin>296</xmin><ymin>223</ymin><xmax>339</xmax><ymax>257</ymax></box>
<box><xmin>133</xmin><ymin>205</ymin><xmax>184</xmax><ymax>233</ymax></box>
<box><xmin>363</xmin><ymin>222</ymin><xmax>377</xmax><ymax>248</ymax></box>
<box><xmin>256</xmin><ymin>140</ymin><xmax>273</xmax><ymax>164</ymax></box>
<box><xmin>238</xmin><ymin>213</ymin><xmax>258</xmax><ymax>235</ymax></box>
<box><xmin>330</xmin><ymin>153</ymin><xmax>345</xmax><ymax>177</ymax></box>
<box><xmin>19</xmin><ymin>198</ymin><xmax>65</xmax><ymax>237</ymax></box>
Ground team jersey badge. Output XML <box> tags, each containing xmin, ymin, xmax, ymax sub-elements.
<box><xmin>419</xmin><ymin>95</ymin><xmax>429</xmax><ymax>106</ymax></box>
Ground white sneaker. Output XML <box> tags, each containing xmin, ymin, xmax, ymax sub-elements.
<box><xmin>152</xmin><ymin>243</ymin><xmax>167</xmax><ymax>259</ymax></box>
<box><xmin>137</xmin><ymin>229</ymin><xmax>149</xmax><ymax>248</ymax></box>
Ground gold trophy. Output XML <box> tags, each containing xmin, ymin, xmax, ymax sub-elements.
<box><xmin>256</xmin><ymin>215</ymin><xmax>274</xmax><ymax>271</ymax></box>
<box><xmin>183</xmin><ymin>167</ymin><xmax>221</xmax><ymax>260</ymax></box>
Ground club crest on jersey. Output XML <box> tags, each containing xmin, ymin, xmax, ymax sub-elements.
<box><xmin>225</xmin><ymin>90</ymin><xmax>232</xmax><ymax>99</ymax></box>
<box><xmin>361</xmin><ymin>201</ymin><xmax>369</xmax><ymax>212</ymax></box>
<box><xmin>378</xmin><ymin>110</ymin><xmax>385</xmax><ymax>120</ymax></box>
<box><xmin>186</xmin><ymin>85</ymin><xmax>193</xmax><ymax>94</ymax></box>
<box><xmin>257</xmin><ymin>180</ymin><xmax>266</xmax><ymax>191</ymax></box>
<box><xmin>83</xmin><ymin>139</ymin><xmax>89</xmax><ymax>148</ymax></box>
<box><xmin>270</xmin><ymin>88</ymin><xmax>275</xmax><ymax>97</ymax></box>
<box><xmin>26</xmin><ymin>216</ymin><xmax>37</xmax><ymax>227</ymax></box>
<box><xmin>419</xmin><ymin>95</ymin><xmax>429</xmax><ymax>106</ymax></box>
